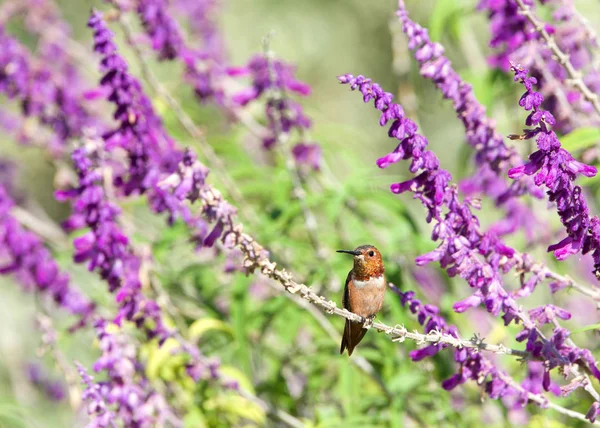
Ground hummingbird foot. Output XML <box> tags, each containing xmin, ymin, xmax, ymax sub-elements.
<box><xmin>362</xmin><ymin>315</ymin><xmax>376</xmax><ymax>330</ymax></box>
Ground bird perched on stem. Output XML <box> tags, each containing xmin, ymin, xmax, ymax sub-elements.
<box><xmin>337</xmin><ymin>245</ymin><xmax>386</xmax><ymax>356</ymax></box>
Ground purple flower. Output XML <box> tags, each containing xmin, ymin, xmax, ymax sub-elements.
<box><xmin>339</xmin><ymin>72</ymin><xmax>600</xmax><ymax>394</ymax></box>
<box><xmin>0</xmin><ymin>25</ymin><xmax>98</xmax><ymax>155</ymax></box>
<box><xmin>0</xmin><ymin>185</ymin><xmax>95</xmax><ymax>329</ymax></box>
<box><xmin>228</xmin><ymin>55</ymin><xmax>318</xmax><ymax>164</ymax></box>
<box><xmin>137</xmin><ymin>0</ymin><xmax>184</xmax><ymax>60</ymax></box>
<box><xmin>396</xmin><ymin>1</ymin><xmax>542</xmax><ymax>240</ymax></box>
<box><xmin>510</xmin><ymin>64</ymin><xmax>600</xmax><ymax>277</ymax></box>
<box><xmin>76</xmin><ymin>322</ymin><xmax>176</xmax><ymax>427</ymax></box>
<box><xmin>135</xmin><ymin>0</ymin><xmax>227</xmax><ymax>103</ymax></box>
<box><xmin>76</xmin><ymin>361</ymin><xmax>116</xmax><ymax>427</ymax></box>
<box><xmin>26</xmin><ymin>363</ymin><xmax>66</xmax><ymax>401</ymax></box>
<box><xmin>528</xmin><ymin>305</ymin><xmax>571</xmax><ymax>326</ymax></box>
<box><xmin>478</xmin><ymin>0</ymin><xmax>598</xmax><ymax>133</ymax></box>
<box><xmin>291</xmin><ymin>143</ymin><xmax>321</xmax><ymax>171</ymax></box>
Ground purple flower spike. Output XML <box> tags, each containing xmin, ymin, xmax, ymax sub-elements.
<box><xmin>396</xmin><ymin>1</ymin><xmax>542</xmax><ymax>240</ymax></box>
<box><xmin>340</xmin><ymin>71</ymin><xmax>600</xmax><ymax>397</ymax></box>
<box><xmin>479</xmin><ymin>0</ymin><xmax>600</xmax><ymax>133</ymax></box>
<box><xmin>510</xmin><ymin>64</ymin><xmax>600</xmax><ymax>277</ymax></box>
<box><xmin>228</xmin><ymin>54</ymin><xmax>317</xmax><ymax>164</ymax></box>
<box><xmin>0</xmin><ymin>26</ymin><xmax>97</xmax><ymax>155</ymax></box>
<box><xmin>0</xmin><ymin>185</ymin><xmax>94</xmax><ymax>330</ymax></box>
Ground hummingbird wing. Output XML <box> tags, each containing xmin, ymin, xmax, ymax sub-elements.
<box><xmin>340</xmin><ymin>270</ymin><xmax>368</xmax><ymax>356</ymax></box>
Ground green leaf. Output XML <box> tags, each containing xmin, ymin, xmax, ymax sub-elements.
<box><xmin>218</xmin><ymin>365</ymin><xmax>256</xmax><ymax>395</ymax></box>
<box><xmin>188</xmin><ymin>318</ymin><xmax>233</xmax><ymax>341</ymax></box>
<box><xmin>145</xmin><ymin>338</ymin><xmax>180</xmax><ymax>380</ymax></box>
<box><xmin>428</xmin><ymin>0</ymin><xmax>465</xmax><ymax>41</ymax></box>
<box><xmin>206</xmin><ymin>394</ymin><xmax>266</xmax><ymax>425</ymax></box>
<box><xmin>570</xmin><ymin>322</ymin><xmax>600</xmax><ymax>334</ymax></box>
<box><xmin>560</xmin><ymin>127</ymin><xmax>600</xmax><ymax>152</ymax></box>
<box><xmin>184</xmin><ymin>409</ymin><xmax>207</xmax><ymax>428</ymax></box>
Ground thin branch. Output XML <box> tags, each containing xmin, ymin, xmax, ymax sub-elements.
<box><xmin>34</xmin><ymin>312</ymin><xmax>82</xmax><ymax>410</ymax></box>
<box><xmin>497</xmin><ymin>371</ymin><xmax>594</xmax><ymax>423</ymax></box>
<box><xmin>514</xmin><ymin>0</ymin><xmax>600</xmax><ymax>116</ymax></box>
<box><xmin>264</xmin><ymin>281</ymin><xmax>392</xmax><ymax>399</ymax></box>
<box><xmin>188</xmin><ymin>187</ymin><xmax>596</xmax><ymax>423</ymax></box>
<box><xmin>207</xmin><ymin>197</ymin><xmax>528</xmax><ymax>358</ymax></box>
<box><xmin>10</xmin><ymin>206</ymin><xmax>68</xmax><ymax>247</ymax></box>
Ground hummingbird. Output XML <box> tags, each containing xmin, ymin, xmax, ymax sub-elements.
<box><xmin>337</xmin><ymin>245</ymin><xmax>386</xmax><ymax>356</ymax></box>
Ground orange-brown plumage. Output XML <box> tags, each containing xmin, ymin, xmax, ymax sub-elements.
<box><xmin>337</xmin><ymin>245</ymin><xmax>386</xmax><ymax>356</ymax></box>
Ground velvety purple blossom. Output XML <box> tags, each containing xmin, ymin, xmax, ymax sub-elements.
<box><xmin>55</xmin><ymin>141</ymin><xmax>170</xmax><ymax>342</ymax></box>
<box><xmin>478</xmin><ymin>0</ymin><xmax>598</xmax><ymax>133</ymax></box>
<box><xmin>26</xmin><ymin>362</ymin><xmax>66</xmax><ymax>401</ymax></box>
<box><xmin>86</xmin><ymin>11</ymin><xmax>240</xmax><ymax>394</ymax></box>
<box><xmin>0</xmin><ymin>25</ymin><xmax>97</xmax><ymax>155</ymax></box>
<box><xmin>174</xmin><ymin>0</ymin><xmax>227</xmax><ymax>102</ymax></box>
<box><xmin>76</xmin><ymin>321</ymin><xmax>177</xmax><ymax>428</ymax></box>
<box><xmin>228</xmin><ymin>55</ymin><xmax>319</xmax><ymax>166</ymax></box>
<box><xmin>291</xmin><ymin>143</ymin><xmax>321</xmax><ymax>171</ymax></box>
<box><xmin>339</xmin><ymin>72</ymin><xmax>600</xmax><ymax>392</ymax></box>
<box><xmin>137</xmin><ymin>0</ymin><xmax>184</xmax><ymax>60</ymax></box>
<box><xmin>0</xmin><ymin>185</ymin><xmax>95</xmax><ymax>330</ymax></box>
<box><xmin>76</xmin><ymin>361</ymin><xmax>116</xmax><ymax>428</ymax></box>
<box><xmin>136</xmin><ymin>0</ymin><xmax>226</xmax><ymax>103</ymax></box>
<box><xmin>396</xmin><ymin>1</ymin><xmax>542</xmax><ymax>240</ymax></box>
<box><xmin>509</xmin><ymin>64</ymin><xmax>600</xmax><ymax>277</ymax></box>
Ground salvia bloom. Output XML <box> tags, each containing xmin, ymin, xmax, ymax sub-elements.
<box><xmin>174</xmin><ymin>0</ymin><xmax>225</xmax><ymax>64</ymax></box>
<box><xmin>0</xmin><ymin>185</ymin><xmax>95</xmax><ymax>330</ymax></box>
<box><xmin>88</xmin><ymin>10</ymin><xmax>228</xmax><ymax>246</ymax></box>
<box><xmin>0</xmin><ymin>25</ymin><xmax>96</xmax><ymax>155</ymax></box>
<box><xmin>77</xmin><ymin>321</ymin><xmax>176</xmax><ymax>428</ymax></box>
<box><xmin>76</xmin><ymin>362</ymin><xmax>116</xmax><ymax>428</ymax></box>
<box><xmin>135</xmin><ymin>0</ymin><xmax>226</xmax><ymax>103</ymax></box>
<box><xmin>393</xmin><ymin>286</ymin><xmax>560</xmax><ymax>409</ymax></box>
<box><xmin>509</xmin><ymin>64</ymin><xmax>600</xmax><ymax>276</ymax></box>
<box><xmin>478</xmin><ymin>0</ymin><xmax>599</xmax><ymax>132</ymax></box>
<box><xmin>86</xmin><ymin>10</ymin><xmax>238</xmax><ymax>387</ymax></box>
<box><xmin>55</xmin><ymin>140</ymin><xmax>169</xmax><ymax>342</ymax></box>
<box><xmin>131</xmin><ymin>0</ymin><xmax>321</xmax><ymax>169</ymax></box>
<box><xmin>137</xmin><ymin>0</ymin><xmax>185</xmax><ymax>60</ymax></box>
<box><xmin>396</xmin><ymin>1</ymin><xmax>541</xmax><ymax>239</ymax></box>
<box><xmin>26</xmin><ymin>362</ymin><xmax>66</xmax><ymax>401</ymax></box>
<box><xmin>338</xmin><ymin>73</ymin><xmax>600</xmax><ymax>393</ymax></box>
<box><xmin>228</xmin><ymin>55</ymin><xmax>320</xmax><ymax>169</ymax></box>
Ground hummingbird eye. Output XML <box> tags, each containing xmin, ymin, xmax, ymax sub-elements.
<box><xmin>368</xmin><ymin>250</ymin><xmax>375</xmax><ymax>257</ymax></box>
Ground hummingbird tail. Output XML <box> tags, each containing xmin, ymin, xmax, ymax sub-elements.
<box><xmin>340</xmin><ymin>319</ymin><xmax>367</xmax><ymax>356</ymax></box>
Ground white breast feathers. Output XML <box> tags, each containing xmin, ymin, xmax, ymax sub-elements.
<box><xmin>353</xmin><ymin>274</ymin><xmax>385</xmax><ymax>290</ymax></box>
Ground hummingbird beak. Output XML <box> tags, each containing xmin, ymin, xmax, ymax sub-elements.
<box><xmin>336</xmin><ymin>249</ymin><xmax>361</xmax><ymax>256</ymax></box>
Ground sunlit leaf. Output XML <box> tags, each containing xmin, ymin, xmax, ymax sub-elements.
<box><xmin>189</xmin><ymin>318</ymin><xmax>233</xmax><ymax>341</ymax></box>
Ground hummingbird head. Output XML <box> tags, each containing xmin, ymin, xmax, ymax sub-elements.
<box><xmin>337</xmin><ymin>245</ymin><xmax>384</xmax><ymax>280</ymax></box>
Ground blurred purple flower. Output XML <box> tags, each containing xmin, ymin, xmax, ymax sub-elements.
<box><xmin>137</xmin><ymin>0</ymin><xmax>184</xmax><ymax>60</ymax></box>
<box><xmin>291</xmin><ymin>143</ymin><xmax>321</xmax><ymax>171</ymax></box>
<box><xmin>26</xmin><ymin>362</ymin><xmax>66</xmax><ymax>401</ymax></box>
<box><xmin>0</xmin><ymin>25</ymin><xmax>97</xmax><ymax>155</ymax></box>
<box><xmin>76</xmin><ymin>321</ymin><xmax>176</xmax><ymax>428</ymax></box>
<box><xmin>135</xmin><ymin>0</ymin><xmax>226</xmax><ymax>103</ymax></box>
<box><xmin>0</xmin><ymin>185</ymin><xmax>95</xmax><ymax>330</ymax></box>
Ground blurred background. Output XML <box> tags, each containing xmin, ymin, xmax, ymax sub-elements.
<box><xmin>2</xmin><ymin>0</ymin><xmax>600</xmax><ymax>426</ymax></box>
